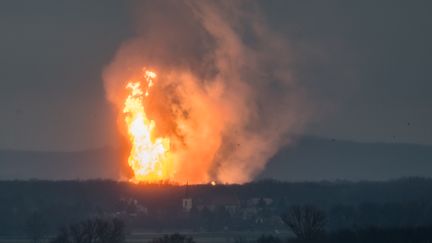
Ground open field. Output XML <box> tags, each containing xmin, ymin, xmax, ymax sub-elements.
<box><xmin>0</xmin><ymin>231</ymin><xmax>292</xmax><ymax>243</ymax></box>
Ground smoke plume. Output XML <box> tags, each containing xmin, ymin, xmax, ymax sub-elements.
<box><xmin>103</xmin><ymin>0</ymin><xmax>308</xmax><ymax>184</ymax></box>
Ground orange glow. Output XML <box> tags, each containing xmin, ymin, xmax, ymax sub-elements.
<box><xmin>123</xmin><ymin>70</ymin><xmax>173</xmax><ymax>182</ymax></box>
<box><xmin>103</xmin><ymin>1</ymin><xmax>302</xmax><ymax>185</ymax></box>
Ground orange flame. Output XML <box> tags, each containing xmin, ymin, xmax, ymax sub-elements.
<box><xmin>123</xmin><ymin>70</ymin><xmax>173</xmax><ymax>182</ymax></box>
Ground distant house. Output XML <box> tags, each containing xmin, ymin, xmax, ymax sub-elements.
<box><xmin>247</xmin><ymin>197</ymin><xmax>273</xmax><ymax>207</ymax></box>
<box><xmin>242</xmin><ymin>197</ymin><xmax>275</xmax><ymax>220</ymax></box>
<box><xmin>242</xmin><ymin>207</ymin><xmax>258</xmax><ymax>220</ymax></box>
<box><xmin>114</xmin><ymin>198</ymin><xmax>148</xmax><ymax>217</ymax></box>
<box><xmin>196</xmin><ymin>194</ymin><xmax>241</xmax><ymax>215</ymax></box>
<box><xmin>182</xmin><ymin>184</ymin><xmax>193</xmax><ymax>212</ymax></box>
<box><xmin>182</xmin><ymin>198</ymin><xmax>193</xmax><ymax>212</ymax></box>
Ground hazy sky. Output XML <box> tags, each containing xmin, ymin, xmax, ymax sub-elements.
<box><xmin>1</xmin><ymin>0</ymin><xmax>431</xmax><ymax>151</ymax></box>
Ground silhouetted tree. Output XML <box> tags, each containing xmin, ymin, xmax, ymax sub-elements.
<box><xmin>281</xmin><ymin>205</ymin><xmax>326</xmax><ymax>240</ymax></box>
<box><xmin>149</xmin><ymin>233</ymin><xmax>196</xmax><ymax>243</ymax></box>
<box><xmin>50</xmin><ymin>218</ymin><xmax>125</xmax><ymax>243</ymax></box>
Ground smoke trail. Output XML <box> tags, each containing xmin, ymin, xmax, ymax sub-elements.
<box><xmin>103</xmin><ymin>0</ymin><xmax>308</xmax><ymax>183</ymax></box>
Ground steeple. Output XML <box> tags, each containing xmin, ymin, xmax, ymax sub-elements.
<box><xmin>182</xmin><ymin>181</ymin><xmax>192</xmax><ymax>212</ymax></box>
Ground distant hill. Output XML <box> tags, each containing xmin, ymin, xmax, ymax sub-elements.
<box><xmin>0</xmin><ymin>147</ymin><xmax>121</xmax><ymax>180</ymax></box>
<box><xmin>259</xmin><ymin>136</ymin><xmax>432</xmax><ymax>181</ymax></box>
<box><xmin>0</xmin><ymin>137</ymin><xmax>431</xmax><ymax>181</ymax></box>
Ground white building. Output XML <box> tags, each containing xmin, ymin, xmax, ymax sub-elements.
<box><xmin>182</xmin><ymin>198</ymin><xmax>193</xmax><ymax>212</ymax></box>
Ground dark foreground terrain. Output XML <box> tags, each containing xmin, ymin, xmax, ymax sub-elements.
<box><xmin>1</xmin><ymin>178</ymin><xmax>432</xmax><ymax>242</ymax></box>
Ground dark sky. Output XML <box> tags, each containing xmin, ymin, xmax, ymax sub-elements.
<box><xmin>1</xmin><ymin>0</ymin><xmax>431</xmax><ymax>151</ymax></box>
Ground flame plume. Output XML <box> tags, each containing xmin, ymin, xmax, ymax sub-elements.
<box><xmin>123</xmin><ymin>70</ymin><xmax>173</xmax><ymax>182</ymax></box>
<box><xmin>103</xmin><ymin>1</ymin><xmax>307</xmax><ymax>184</ymax></box>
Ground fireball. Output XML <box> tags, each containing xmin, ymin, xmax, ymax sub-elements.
<box><xmin>122</xmin><ymin>70</ymin><xmax>173</xmax><ymax>182</ymax></box>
